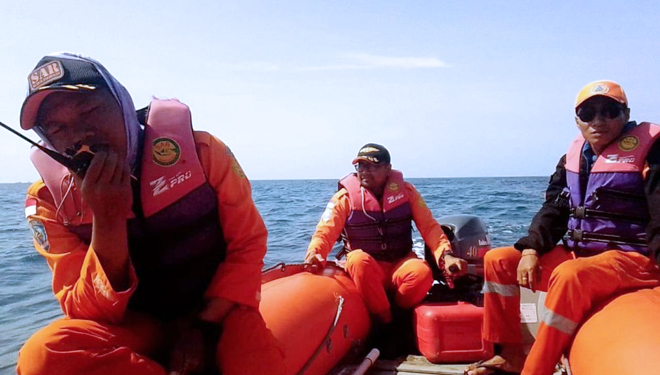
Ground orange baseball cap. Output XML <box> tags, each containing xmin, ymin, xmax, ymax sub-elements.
<box><xmin>575</xmin><ymin>80</ymin><xmax>627</xmax><ymax>109</ymax></box>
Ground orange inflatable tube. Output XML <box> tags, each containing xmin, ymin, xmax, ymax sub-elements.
<box><xmin>569</xmin><ymin>287</ymin><xmax>660</xmax><ymax>374</ymax></box>
<box><xmin>260</xmin><ymin>266</ymin><xmax>371</xmax><ymax>375</ymax></box>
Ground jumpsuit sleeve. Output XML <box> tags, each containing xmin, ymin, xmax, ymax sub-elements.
<box><xmin>195</xmin><ymin>132</ymin><xmax>267</xmax><ymax>309</ymax></box>
<box><xmin>514</xmin><ymin>155</ymin><xmax>571</xmax><ymax>255</ymax></box>
<box><xmin>25</xmin><ymin>182</ymin><xmax>137</xmax><ymax>323</ymax></box>
<box><xmin>643</xmin><ymin>139</ymin><xmax>660</xmax><ymax>265</ymax></box>
<box><xmin>306</xmin><ymin>190</ymin><xmax>351</xmax><ymax>261</ymax></box>
<box><xmin>406</xmin><ymin>183</ymin><xmax>452</xmax><ymax>267</ymax></box>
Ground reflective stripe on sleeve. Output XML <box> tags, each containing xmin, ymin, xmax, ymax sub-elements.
<box><xmin>540</xmin><ymin>308</ymin><xmax>579</xmax><ymax>335</ymax></box>
<box><xmin>482</xmin><ymin>281</ymin><xmax>520</xmax><ymax>297</ymax></box>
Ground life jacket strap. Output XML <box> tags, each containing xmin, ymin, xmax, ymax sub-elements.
<box><xmin>567</xmin><ymin>229</ymin><xmax>647</xmax><ymax>246</ymax></box>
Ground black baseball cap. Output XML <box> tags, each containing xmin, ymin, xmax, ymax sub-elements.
<box><xmin>20</xmin><ymin>54</ymin><xmax>109</xmax><ymax>130</ymax></box>
<box><xmin>352</xmin><ymin>143</ymin><xmax>391</xmax><ymax>165</ymax></box>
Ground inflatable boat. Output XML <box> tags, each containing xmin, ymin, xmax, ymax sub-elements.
<box><xmin>259</xmin><ymin>215</ymin><xmax>660</xmax><ymax>375</ymax></box>
<box><xmin>259</xmin><ymin>215</ymin><xmax>493</xmax><ymax>375</ymax></box>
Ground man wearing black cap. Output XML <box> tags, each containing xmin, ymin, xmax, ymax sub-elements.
<box><xmin>304</xmin><ymin>143</ymin><xmax>467</xmax><ymax>323</ymax></box>
<box><xmin>17</xmin><ymin>53</ymin><xmax>285</xmax><ymax>375</ymax></box>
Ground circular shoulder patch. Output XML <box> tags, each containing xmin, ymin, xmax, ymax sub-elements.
<box><xmin>152</xmin><ymin>138</ymin><xmax>181</xmax><ymax>166</ymax></box>
<box><xmin>618</xmin><ymin>136</ymin><xmax>639</xmax><ymax>152</ymax></box>
<box><xmin>388</xmin><ymin>182</ymin><xmax>399</xmax><ymax>191</ymax></box>
<box><xmin>28</xmin><ymin>218</ymin><xmax>50</xmax><ymax>251</ymax></box>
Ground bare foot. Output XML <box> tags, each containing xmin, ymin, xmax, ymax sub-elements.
<box><xmin>464</xmin><ymin>355</ymin><xmax>523</xmax><ymax>375</ymax></box>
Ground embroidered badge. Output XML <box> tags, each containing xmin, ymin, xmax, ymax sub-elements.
<box><xmin>232</xmin><ymin>159</ymin><xmax>246</xmax><ymax>179</ymax></box>
<box><xmin>359</xmin><ymin>146</ymin><xmax>380</xmax><ymax>153</ymax></box>
<box><xmin>29</xmin><ymin>61</ymin><xmax>64</xmax><ymax>92</ymax></box>
<box><xmin>93</xmin><ymin>274</ymin><xmax>113</xmax><ymax>301</ymax></box>
<box><xmin>28</xmin><ymin>218</ymin><xmax>50</xmax><ymax>251</ymax></box>
<box><xmin>361</xmin><ymin>156</ymin><xmax>379</xmax><ymax>163</ymax></box>
<box><xmin>322</xmin><ymin>202</ymin><xmax>335</xmax><ymax>222</ymax></box>
<box><xmin>152</xmin><ymin>138</ymin><xmax>181</xmax><ymax>166</ymax></box>
<box><xmin>388</xmin><ymin>182</ymin><xmax>399</xmax><ymax>191</ymax></box>
<box><xmin>618</xmin><ymin>136</ymin><xmax>639</xmax><ymax>152</ymax></box>
<box><xmin>591</xmin><ymin>84</ymin><xmax>610</xmax><ymax>95</ymax></box>
<box><xmin>225</xmin><ymin>147</ymin><xmax>246</xmax><ymax>178</ymax></box>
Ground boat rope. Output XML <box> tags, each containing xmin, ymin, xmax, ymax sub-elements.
<box><xmin>262</xmin><ymin>262</ymin><xmax>309</xmax><ymax>283</ymax></box>
<box><xmin>295</xmin><ymin>295</ymin><xmax>345</xmax><ymax>375</ymax></box>
<box><xmin>263</xmin><ymin>262</ymin><xmax>287</xmax><ymax>273</ymax></box>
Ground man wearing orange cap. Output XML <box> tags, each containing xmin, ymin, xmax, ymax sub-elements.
<box><xmin>16</xmin><ymin>53</ymin><xmax>285</xmax><ymax>375</ymax></box>
<box><xmin>304</xmin><ymin>143</ymin><xmax>467</xmax><ymax>324</ymax></box>
<box><xmin>466</xmin><ymin>81</ymin><xmax>660</xmax><ymax>375</ymax></box>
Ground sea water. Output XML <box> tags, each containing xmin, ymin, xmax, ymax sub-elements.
<box><xmin>0</xmin><ymin>177</ymin><xmax>548</xmax><ymax>373</ymax></box>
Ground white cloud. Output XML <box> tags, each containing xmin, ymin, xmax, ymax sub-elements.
<box><xmin>350</xmin><ymin>53</ymin><xmax>450</xmax><ymax>68</ymax></box>
<box><xmin>217</xmin><ymin>62</ymin><xmax>280</xmax><ymax>71</ymax></box>
<box><xmin>299</xmin><ymin>53</ymin><xmax>450</xmax><ymax>71</ymax></box>
<box><xmin>215</xmin><ymin>53</ymin><xmax>449</xmax><ymax>72</ymax></box>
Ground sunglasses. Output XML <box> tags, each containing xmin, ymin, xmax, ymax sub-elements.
<box><xmin>576</xmin><ymin>103</ymin><xmax>624</xmax><ymax>122</ymax></box>
<box><xmin>354</xmin><ymin>163</ymin><xmax>385</xmax><ymax>172</ymax></box>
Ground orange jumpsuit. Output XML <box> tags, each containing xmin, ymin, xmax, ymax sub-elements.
<box><xmin>17</xmin><ymin>132</ymin><xmax>285</xmax><ymax>375</ymax></box>
<box><xmin>306</xmin><ymin>182</ymin><xmax>451</xmax><ymax>321</ymax></box>
<box><xmin>484</xmin><ymin>246</ymin><xmax>660</xmax><ymax>375</ymax></box>
<box><xmin>483</xmin><ymin>134</ymin><xmax>660</xmax><ymax>375</ymax></box>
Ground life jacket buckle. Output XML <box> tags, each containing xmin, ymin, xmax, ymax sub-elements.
<box><xmin>571</xmin><ymin>206</ymin><xmax>586</xmax><ymax>219</ymax></box>
<box><xmin>571</xmin><ymin>229</ymin><xmax>584</xmax><ymax>241</ymax></box>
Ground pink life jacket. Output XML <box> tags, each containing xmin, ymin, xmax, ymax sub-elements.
<box><xmin>30</xmin><ymin>98</ymin><xmax>227</xmax><ymax>319</ymax></box>
<box><xmin>339</xmin><ymin>170</ymin><xmax>413</xmax><ymax>261</ymax></box>
<box><xmin>564</xmin><ymin>122</ymin><xmax>660</xmax><ymax>255</ymax></box>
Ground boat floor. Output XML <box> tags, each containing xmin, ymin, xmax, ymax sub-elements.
<box><xmin>330</xmin><ymin>355</ymin><xmax>566</xmax><ymax>375</ymax></box>
<box><xmin>330</xmin><ymin>355</ymin><xmax>468</xmax><ymax>375</ymax></box>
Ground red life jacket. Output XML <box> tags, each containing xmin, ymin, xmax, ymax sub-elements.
<box><xmin>339</xmin><ymin>170</ymin><xmax>413</xmax><ymax>261</ymax></box>
<box><xmin>30</xmin><ymin>98</ymin><xmax>227</xmax><ymax>319</ymax></box>
<box><xmin>564</xmin><ymin>122</ymin><xmax>660</xmax><ymax>255</ymax></box>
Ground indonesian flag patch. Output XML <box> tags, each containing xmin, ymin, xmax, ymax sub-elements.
<box><xmin>25</xmin><ymin>198</ymin><xmax>37</xmax><ymax>218</ymax></box>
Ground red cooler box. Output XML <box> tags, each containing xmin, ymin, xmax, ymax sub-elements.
<box><xmin>414</xmin><ymin>302</ymin><xmax>493</xmax><ymax>363</ymax></box>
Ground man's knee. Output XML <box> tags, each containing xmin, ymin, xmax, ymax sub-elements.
<box><xmin>549</xmin><ymin>259</ymin><xmax>582</xmax><ymax>287</ymax></box>
<box><xmin>345</xmin><ymin>249</ymin><xmax>376</xmax><ymax>267</ymax></box>
<box><xmin>17</xmin><ymin>320</ymin><xmax>83</xmax><ymax>375</ymax></box>
<box><xmin>484</xmin><ymin>247</ymin><xmax>519</xmax><ymax>268</ymax></box>
<box><xmin>345</xmin><ymin>250</ymin><xmax>382</xmax><ymax>279</ymax></box>
<box><xmin>394</xmin><ymin>272</ymin><xmax>433</xmax><ymax>308</ymax></box>
<box><xmin>17</xmin><ymin>317</ymin><xmax>163</xmax><ymax>375</ymax></box>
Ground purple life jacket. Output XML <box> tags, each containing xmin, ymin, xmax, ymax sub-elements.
<box><xmin>339</xmin><ymin>170</ymin><xmax>413</xmax><ymax>262</ymax></box>
<box><xmin>564</xmin><ymin>122</ymin><xmax>660</xmax><ymax>256</ymax></box>
<box><xmin>30</xmin><ymin>98</ymin><xmax>226</xmax><ymax>319</ymax></box>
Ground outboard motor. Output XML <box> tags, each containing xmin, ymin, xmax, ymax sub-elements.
<box><xmin>425</xmin><ymin>214</ymin><xmax>491</xmax><ymax>306</ymax></box>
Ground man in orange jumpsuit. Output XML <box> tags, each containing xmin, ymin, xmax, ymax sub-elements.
<box><xmin>16</xmin><ymin>52</ymin><xmax>285</xmax><ymax>375</ymax></box>
<box><xmin>465</xmin><ymin>81</ymin><xmax>660</xmax><ymax>375</ymax></box>
<box><xmin>304</xmin><ymin>143</ymin><xmax>467</xmax><ymax>323</ymax></box>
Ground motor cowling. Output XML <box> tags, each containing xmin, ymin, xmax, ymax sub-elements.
<box><xmin>438</xmin><ymin>215</ymin><xmax>491</xmax><ymax>276</ymax></box>
<box><xmin>424</xmin><ymin>214</ymin><xmax>491</xmax><ymax>306</ymax></box>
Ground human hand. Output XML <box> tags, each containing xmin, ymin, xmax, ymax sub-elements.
<box><xmin>444</xmin><ymin>254</ymin><xmax>468</xmax><ymax>277</ymax></box>
<box><xmin>304</xmin><ymin>251</ymin><xmax>326</xmax><ymax>273</ymax></box>
<box><xmin>517</xmin><ymin>249</ymin><xmax>541</xmax><ymax>291</ymax></box>
<box><xmin>75</xmin><ymin>147</ymin><xmax>132</xmax><ymax>222</ymax></box>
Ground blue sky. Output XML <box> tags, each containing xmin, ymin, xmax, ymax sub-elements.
<box><xmin>1</xmin><ymin>1</ymin><xmax>659</xmax><ymax>182</ymax></box>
